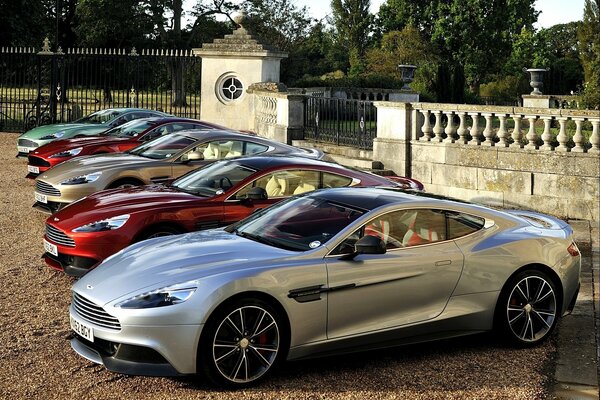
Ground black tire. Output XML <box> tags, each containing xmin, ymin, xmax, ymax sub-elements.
<box><xmin>198</xmin><ymin>297</ymin><xmax>288</xmax><ymax>388</ymax></box>
<box><xmin>137</xmin><ymin>225</ymin><xmax>182</xmax><ymax>241</ymax></box>
<box><xmin>495</xmin><ymin>269</ymin><xmax>559</xmax><ymax>347</ymax></box>
<box><xmin>107</xmin><ymin>178</ymin><xmax>143</xmax><ymax>189</ymax></box>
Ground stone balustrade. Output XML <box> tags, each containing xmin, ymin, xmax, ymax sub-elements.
<box><xmin>411</xmin><ymin>103</ymin><xmax>600</xmax><ymax>153</ymax></box>
<box><xmin>248</xmin><ymin>89</ymin><xmax>304</xmax><ymax>144</ymax></box>
<box><xmin>371</xmin><ymin>101</ymin><xmax>600</xmax><ymax>221</ymax></box>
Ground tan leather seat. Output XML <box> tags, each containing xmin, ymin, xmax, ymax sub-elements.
<box><xmin>265</xmin><ymin>175</ymin><xmax>288</xmax><ymax>197</ymax></box>
<box><xmin>225</xmin><ymin>141</ymin><xmax>243</xmax><ymax>158</ymax></box>
<box><xmin>203</xmin><ymin>143</ymin><xmax>220</xmax><ymax>160</ymax></box>
<box><xmin>293</xmin><ymin>181</ymin><xmax>316</xmax><ymax>195</ymax></box>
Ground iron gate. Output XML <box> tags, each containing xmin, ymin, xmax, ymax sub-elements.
<box><xmin>0</xmin><ymin>39</ymin><xmax>201</xmax><ymax>133</ymax></box>
<box><xmin>304</xmin><ymin>96</ymin><xmax>377</xmax><ymax>150</ymax></box>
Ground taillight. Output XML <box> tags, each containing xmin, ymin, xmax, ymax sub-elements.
<box><xmin>567</xmin><ymin>242</ymin><xmax>580</xmax><ymax>257</ymax></box>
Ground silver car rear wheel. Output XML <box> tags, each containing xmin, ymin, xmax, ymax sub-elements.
<box><xmin>201</xmin><ymin>300</ymin><xmax>285</xmax><ymax>387</ymax></box>
<box><xmin>504</xmin><ymin>272</ymin><xmax>557</xmax><ymax>344</ymax></box>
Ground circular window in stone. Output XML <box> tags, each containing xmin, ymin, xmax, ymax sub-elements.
<box><xmin>217</xmin><ymin>75</ymin><xmax>244</xmax><ymax>103</ymax></box>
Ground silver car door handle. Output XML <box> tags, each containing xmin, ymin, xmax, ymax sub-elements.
<box><xmin>435</xmin><ymin>260</ymin><xmax>452</xmax><ymax>266</ymax></box>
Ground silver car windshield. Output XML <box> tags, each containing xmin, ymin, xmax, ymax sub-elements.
<box><xmin>128</xmin><ymin>134</ymin><xmax>196</xmax><ymax>159</ymax></box>
<box><xmin>172</xmin><ymin>161</ymin><xmax>256</xmax><ymax>197</ymax></box>
<box><xmin>104</xmin><ymin>119</ymin><xmax>156</xmax><ymax>137</ymax></box>
<box><xmin>229</xmin><ymin>196</ymin><xmax>364</xmax><ymax>251</ymax></box>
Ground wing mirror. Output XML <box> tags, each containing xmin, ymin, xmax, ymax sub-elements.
<box><xmin>340</xmin><ymin>235</ymin><xmax>386</xmax><ymax>260</ymax></box>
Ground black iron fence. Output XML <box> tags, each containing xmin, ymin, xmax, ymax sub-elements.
<box><xmin>304</xmin><ymin>96</ymin><xmax>377</xmax><ymax>150</ymax></box>
<box><xmin>0</xmin><ymin>40</ymin><xmax>201</xmax><ymax>133</ymax></box>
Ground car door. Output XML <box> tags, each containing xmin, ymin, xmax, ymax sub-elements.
<box><xmin>325</xmin><ymin>208</ymin><xmax>464</xmax><ymax>339</ymax></box>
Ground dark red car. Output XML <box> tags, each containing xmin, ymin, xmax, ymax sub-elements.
<box><xmin>43</xmin><ymin>156</ymin><xmax>424</xmax><ymax>276</ymax></box>
<box><xmin>26</xmin><ymin>117</ymin><xmax>223</xmax><ymax>178</ymax></box>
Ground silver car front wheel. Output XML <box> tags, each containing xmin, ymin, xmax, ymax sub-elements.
<box><xmin>500</xmin><ymin>271</ymin><xmax>558</xmax><ymax>345</ymax></box>
<box><xmin>200</xmin><ymin>299</ymin><xmax>286</xmax><ymax>388</ymax></box>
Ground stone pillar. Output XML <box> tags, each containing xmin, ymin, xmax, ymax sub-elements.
<box><xmin>193</xmin><ymin>17</ymin><xmax>287</xmax><ymax>131</ymax></box>
<box><xmin>372</xmin><ymin>102</ymin><xmax>412</xmax><ymax>176</ymax></box>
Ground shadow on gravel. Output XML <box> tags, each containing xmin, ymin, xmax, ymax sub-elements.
<box><xmin>174</xmin><ymin>332</ymin><xmax>554</xmax><ymax>393</ymax></box>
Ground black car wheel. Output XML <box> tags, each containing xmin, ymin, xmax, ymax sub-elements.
<box><xmin>497</xmin><ymin>270</ymin><xmax>558</xmax><ymax>346</ymax></box>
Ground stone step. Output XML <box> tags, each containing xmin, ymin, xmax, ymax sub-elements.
<box><xmin>326</xmin><ymin>153</ymin><xmax>378</xmax><ymax>170</ymax></box>
<box><xmin>293</xmin><ymin>140</ymin><xmax>373</xmax><ymax>160</ymax></box>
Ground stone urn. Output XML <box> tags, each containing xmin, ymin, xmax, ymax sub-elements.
<box><xmin>398</xmin><ymin>64</ymin><xmax>417</xmax><ymax>91</ymax></box>
<box><xmin>523</xmin><ymin>67</ymin><xmax>550</xmax><ymax>95</ymax></box>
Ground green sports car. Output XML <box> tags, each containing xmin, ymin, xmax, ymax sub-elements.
<box><xmin>16</xmin><ymin>108</ymin><xmax>169</xmax><ymax>157</ymax></box>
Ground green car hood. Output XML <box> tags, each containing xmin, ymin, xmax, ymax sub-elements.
<box><xmin>19</xmin><ymin>123</ymin><xmax>110</xmax><ymax>147</ymax></box>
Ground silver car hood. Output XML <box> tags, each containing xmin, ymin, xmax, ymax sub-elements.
<box><xmin>73</xmin><ymin>230</ymin><xmax>297</xmax><ymax>306</ymax></box>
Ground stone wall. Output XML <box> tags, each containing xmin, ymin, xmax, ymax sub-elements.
<box><xmin>410</xmin><ymin>141</ymin><xmax>599</xmax><ymax>220</ymax></box>
<box><xmin>375</xmin><ymin>102</ymin><xmax>600</xmax><ymax>221</ymax></box>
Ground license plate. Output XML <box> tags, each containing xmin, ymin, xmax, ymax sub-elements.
<box><xmin>18</xmin><ymin>146</ymin><xmax>32</xmax><ymax>153</ymax></box>
<box><xmin>70</xmin><ymin>314</ymin><xmax>94</xmax><ymax>342</ymax></box>
<box><xmin>35</xmin><ymin>192</ymin><xmax>48</xmax><ymax>203</ymax></box>
<box><xmin>28</xmin><ymin>165</ymin><xmax>40</xmax><ymax>174</ymax></box>
<box><xmin>43</xmin><ymin>238</ymin><xmax>58</xmax><ymax>257</ymax></box>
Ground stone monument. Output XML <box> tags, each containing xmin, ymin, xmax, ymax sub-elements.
<box><xmin>193</xmin><ymin>13</ymin><xmax>288</xmax><ymax>130</ymax></box>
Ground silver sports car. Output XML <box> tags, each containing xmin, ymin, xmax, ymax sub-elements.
<box><xmin>69</xmin><ymin>187</ymin><xmax>581</xmax><ymax>388</ymax></box>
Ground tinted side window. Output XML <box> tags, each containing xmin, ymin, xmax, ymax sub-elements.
<box><xmin>323</xmin><ymin>172</ymin><xmax>354</xmax><ymax>188</ymax></box>
<box><xmin>245</xmin><ymin>142</ymin><xmax>268</xmax><ymax>155</ymax></box>
<box><xmin>447</xmin><ymin>211</ymin><xmax>485</xmax><ymax>239</ymax></box>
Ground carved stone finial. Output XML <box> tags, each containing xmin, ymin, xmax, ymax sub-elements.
<box><xmin>233</xmin><ymin>11</ymin><xmax>248</xmax><ymax>28</ymax></box>
<box><xmin>41</xmin><ymin>37</ymin><xmax>51</xmax><ymax>52</ymax></box>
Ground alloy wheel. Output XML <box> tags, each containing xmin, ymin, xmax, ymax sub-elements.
<box><xmin>212</xmin><ymin>305</ymin><xmax>280</xmax><ymax>384</ymax></box>
<box><xmin>506</xmin><ymin>275</ymin><xmax>556</xmax><ymax>343</ymax></box>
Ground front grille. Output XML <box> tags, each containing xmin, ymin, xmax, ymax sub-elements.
<box><xmin>72</xmin><ymin>292</ymin><xmax>121</xmax><ymax>330</ymax></box>
<box><xmin>46</xmin><ymin>224</ymin><xmax>75</xmax><ymax>247</ymax></box>
<box><xmin>36</xmin><ymin>180</ymin><xmax>61</xmax><ymax>197</ymax></box>
<box><xmin>18</xmin><ymin>138</ymin><xmax>37</xmax><ymax>147</ymax></box>
<box><xmin>28</xmin><ymin>155</ymin><xmax>51</xmax><ymax>167</ymax></box>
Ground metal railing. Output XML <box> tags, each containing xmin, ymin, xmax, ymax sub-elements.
<box><xmin>304</xmin><ymin>96</ymin><xmax>377</xmax><ymax>150</ymax></box>
<box><xmin>0</xmin><ymin>43</ymin><xmax>201</xmax><ymax>133</ymax></box>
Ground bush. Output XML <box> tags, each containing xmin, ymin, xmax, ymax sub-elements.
<box><xmin>480</xmin><ymin>75</ymin><xmax>528</xmax><ymax>102</ymax></box>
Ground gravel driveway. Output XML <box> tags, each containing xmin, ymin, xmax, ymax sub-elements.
<box><xmin>0</xmin><ymin>132</ymin><xmax>554</xmax><ymax>399</ymax></box>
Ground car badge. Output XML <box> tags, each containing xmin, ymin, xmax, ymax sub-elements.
<box><xmin>309</xmin><ymin>241</ymin><xmax>321</xmax><ymax>249</ymax></box>
<box><xmin>53</xmin><ymin>217</ymin><xmax>60</xmax><ymax>222</ymax></box>
<box><xmin>86</xmin><ymin>285</ymin><xmax>94</xmax><ymax>290</ymax></box>
<box><xmin>42</xmin><ymin>175</ymin><xmax>48</xmax><ymax>179</ymax></box>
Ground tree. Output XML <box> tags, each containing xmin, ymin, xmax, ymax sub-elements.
<box><xmin>286</xmin><ymin>22</ymin><xmax>347</xmax><ymax>84</ymax></box>
<box><xmin>375</xmin><ymin>0</ymin><xmax>538</xmax><ymax>102</ymax></box>
<box><xmin>240</xmin><ymin>0</ymin><xmax>313</xmax><ymax>52</ymax></box>
<box><xmin>578</xmin><ymin>0</ymin><xmax>600</xmax><ymax>108</ymax></box>
<box><xmin>75</xmin><ymin>0</ymin><xmax>154</xmax><ymax>48</ymax></box>
<box><xmin>0</xmin><ymin>0</ymin><xmax>49</xmax><ymax>47</ymax></box>
<box><xmin>365</xmin><ymin>25</ymin><xmax>439</xmax><ymax>97</ymax></box>
<box><xmin>331</xmin><ymin>0</ymin><xmax>373</xmax><ymax>77</ymax></box>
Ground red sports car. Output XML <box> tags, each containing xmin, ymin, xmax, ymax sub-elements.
<box><xmin>26</xmin><ymin>117</ymin><xmax>222</xmax><ymax>178</ymax></box>
<box><xmin>43</xmin><ymin>156</ymin><xmax>423</xmax><ymax>276</ymax></box>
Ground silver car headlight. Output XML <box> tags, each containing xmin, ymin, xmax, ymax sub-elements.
<box><xmin>50</xmin><ymin>147</ymin><xmax>82</xmax><ymax>158</ymax></box>
<box><xmin>60</xmin><ymin>171</ymin><xmax>102</xmax><ymax>185</ymax></box>
<box><xmin>40</xmin><ymin>130</ymin><xmax>66</xmax><ymax>140</ymax></box>
<box><xmin>72</xmin><ymin>214</ymin><xmax>130</xmax><ymax>232</ymax></box>
<box><xmin>117</xmin><ymin>283</ymin><xmax>197</xmax><ymax>309</ymax></box>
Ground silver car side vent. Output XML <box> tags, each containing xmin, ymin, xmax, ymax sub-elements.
<box><xmin>288</xmin><ymin>285</ymin><xmax>324</xmax><ymax>303</ymax></box>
